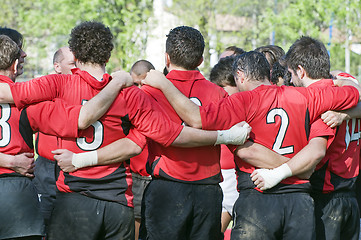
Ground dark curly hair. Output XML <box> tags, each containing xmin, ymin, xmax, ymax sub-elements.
<box><xmin>166</xmin><ymin>26</ymin><xmax>204</xmax><ymax>70</ymax></box>
<box><xmin>68</xmin><ymin>21</ymin><xmax>113</xmax><ymax>65</ymax></box>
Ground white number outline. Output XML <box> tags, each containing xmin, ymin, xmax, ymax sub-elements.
<box><xmin>76</xmin><ymin>100</ymin><xmax>104</xmax><ymax>150</ymax></box>
<box><xmin>345</xmin><ymin>118</ymin><xmax>360</xmax><ymax>150</ymax></box>
<box><xmin>0</xmin><ymin>104</ymin><xmax>11</xmax><ymax>147</ymax></box>
<box><xmin>266</xmin><ymin>108</ymin><xmax>294</xmax><ymax>155</ymax></box>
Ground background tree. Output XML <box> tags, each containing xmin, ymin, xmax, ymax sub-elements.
<box><xmin>0</xmin><ymin>0</ymin><xmax>153</xmax><ymax>78</ymax></box>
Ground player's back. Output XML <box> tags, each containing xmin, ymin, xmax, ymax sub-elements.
<box><xmin>142</xmin><ymin>70</ymin><xmax>227</xmax><ymax>184</ymax></box>
<box><xmin>200</xmin><ymin>84</ymin><xmax>359</xmax><ymax>192</ymax></box>
<box><xmin>0</xmin><ymin>76</ymin><xmax>33</xmax><ymax>175</ymax></box>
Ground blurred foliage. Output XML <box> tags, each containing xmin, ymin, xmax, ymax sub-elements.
<box><xmin>169</xmin><ymin>0</ymin><xmax>361</xmax><ymax>77</ymax></box>
<box><xmin>0</xmin><ymin>0</ymin><xmax>360</xmax><ymax>78</ymax></box>
<box><xmin>0</xmin><ymin>0</ymin><xmax>153</xmax><ymax>77</ymax></box>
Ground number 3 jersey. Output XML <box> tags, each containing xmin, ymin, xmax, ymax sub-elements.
<box><xmin>309</xmin><ymin>79</ymin><xmax>360</xmax><ymax>193</ymax></box>
<box><xmin>10</xmin><ymin>68</ymin><xmax>183</xmax><ymax>207</ymax></box>
<box><xmin>199</xmin><ymin>83</ymin><xmax>359</xmax><ymax>193</ymax></box>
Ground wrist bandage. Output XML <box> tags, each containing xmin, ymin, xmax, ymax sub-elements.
<box><xmin>254</xmin><ymin>163</ymin><xmax>292</xmax><ymax>190</ymax></box>
<box><xmin>72</xmin><ymin>151</ymin><xmax>98</xmax><ymax>169</ymax></box>
<box><xmin>215</xmin><ymin>123</ymin><xmax>250</xmax><ymax>145</ymax></box>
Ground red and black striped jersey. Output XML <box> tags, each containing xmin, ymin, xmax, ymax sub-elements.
<box><xmin>142</xmin><ymin>70</ymin><xmax>228</xmax><ymax>184</ymax></box>
<box><xmin>200</xmin><ymin>83</ymin><xmax>359</xmax><ymax>193</ymax></box>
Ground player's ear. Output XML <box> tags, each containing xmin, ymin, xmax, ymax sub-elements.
<box><xmin>54</xmin><ymin>63</ymin><xmax>61</xmax><ymax>74</ymax></box>
<box><xmin>11</xmin><ymin>59</ymin><xmax>19</xmax><ymax>75</ymax></box>
<box><xmin>236</xmin><ymin>70</ymin><xmax>245</xmax><ymax>83</ymax></box>
<box><xmin>165</xmin><ymin>53</ymin><xmax>171</xmax><ymax>68</ymax></box>
<box><xmin>296</xmin><ymin>65</ymin><xmax>306</xmax><ymax>79</ymax></box>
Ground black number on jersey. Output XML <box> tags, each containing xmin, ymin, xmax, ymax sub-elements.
<box><xmin>266</xmin><ymin>108</ymin><xmax>294</xmax><ymax>155</ymax></box>
<box><xmin>0</xmin><ymin>103</ymin><xmax>11</xmax><ymax>147</ymax></box>
<box><xmin>76</xmin><ymin>100</ymin><xmax>104</xmax><ymax>150</ymax></box>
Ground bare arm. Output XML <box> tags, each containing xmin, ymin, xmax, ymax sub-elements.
<box><xmin>142</xmin><ymin>70</ymin><xmax>202</xmax><ymax>128</ymax></box>
<box><xmin>78</xmin><ymin>71</ymin><xmax>134</xmax><ymax>129</ymax></box>
<box><xmin>0</xmin><ymin>152</ymin><xmax>34</xmax><ymax>177</ymax></box>
<box><xmin>0</xmin><ymin>83</ymin><xmax>14</xmax><ymax>103</ymax></box>
<box><xmin>52</xmin><ymin>138</ymin><xmax>142</xmax><ymax>172</ymax></box>
<box><xmin>322</xmin><ymin>102</ymin><xmax>361</xmax><ymax>128</ymax></box>
<box><xmin>53</xmin><ymin>122</ymin><xmax>252</xmax><ymax>172</ymax></box>
<box><xmin>235</xmin><ymin>141</ymin><xmax>289</xmax><ymax>169</ymax></box>
<box><xmin>251</xmin><ymin>137</ymin><xmax>327</xmax><ymax>190</ymax></box>
<box><xmin>171</xmin><ymin>122</ymin><xmax>251</xmax><ymax>147</ymax></box>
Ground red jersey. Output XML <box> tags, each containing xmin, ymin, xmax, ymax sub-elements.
<box><xmin>142</xmin><ymin>70</ymin><xmax>228</xmax><ymax>184</ymax></box>
<box><xmin>0</xmin><ymin>75</ymin><xmax>34</xmax><ymax>175</ymax></box>
<box><xmin>220</xmin><ymin>145</ymin><xmax>235</xmax><ymax>170</ymax></box>
<box><xmin>200</xmin><ymin>83</ymin><xmax>359</xmax><ymax>193</ymax></box>
<box><xmin>11</xmin><ymin>68</ymin><xmax>182</xmax><ymax>206</ymax></box>
<box><xmin>308</xmin><ymin>79</ymin><xmax>360</xmax><ymax>193</ymax></box>
<box><xmin>130</xmin><ymin>145</ymin><xmax>150</xmax><ymax>176</ymax></box>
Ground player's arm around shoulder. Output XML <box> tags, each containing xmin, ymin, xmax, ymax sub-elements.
<box><xmin>142</xmin><ymin>70</ymin><xmax>202</xmax><ymax>128</ymax></box>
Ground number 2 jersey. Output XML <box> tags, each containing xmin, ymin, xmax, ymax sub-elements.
<box><xmin>10</xmin><ymin>68</ymin><xmax>183</xmax><ymax>207</ymax></box>
<box><xmin>199</xmin><ymin>83</ymin><xmax>359</xmax><ymax>193</ymax></box>
<box><xmin>309</xmin><ymin>79</ymin><xmax>360</xmax><ymax>193</ymax></box>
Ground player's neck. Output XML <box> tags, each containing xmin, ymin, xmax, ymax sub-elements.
<box><xmin>168</xmin><ymin>64</ymin><xmax>195</xmax><ymax>72</ymax></box>
<box><xmin>0</xmin><ymin>70</ymin><xmax>15</xmax><ymax>82</ymax></box>
<box><xmin>76</xmin><ymin>61</ymin><xmax>106</xmax><ymax>81</ymax></box>
<box><xmin>248</xmin><ymin>79</ymin><xmax>271</xmax><ymax>91</ymax></box>
<box><xmin>302</xmin><ymin>77</ymin><xmax>322</xmax><ymax>87</ymax></box>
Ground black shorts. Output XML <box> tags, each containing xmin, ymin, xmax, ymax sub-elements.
<box><xmin>132</xmin><ymin>173</ymin><xmax>151</xmax><ymax>219</ymax></box>
<box><xmin>312</xmin><ymin>191</ymin><xmax>360</xmax><ymax>240</ymax></box>
<box><xmin>0</xmin><ymin>176</ymin><xmax>45</xmax><ymax>239</ymax></box>
<box><xmin>48</xmin><ymin>192</ymin><xmax>134</xmax><ymax>240</ymax></box>
<box><xmin>231</xmin><ymin>190</ymin><xmax>315</xmax><ymax>240</ymax></box>
<box><xmin>140</xmin><ymin>178</ymin><xmax>223</xmax><ymax>240</ymax></box>
<box><xmin>32</xmin><ymin>156</ymin><xmax>57</xmax><ymax>226</ymax></box>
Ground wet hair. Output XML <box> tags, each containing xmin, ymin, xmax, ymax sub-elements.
<box><xmin>285</xmin><ymin>36</ymin><xmax>330</xmax><ymax>79</ymax></box>
<box><xmin>255</xmin><ymin>45</ymin><xmax>285</xmax><ymax>67</ymax></box>
<box><xmin>210</xmin><ymin>56</ymin><xmax>236</xmax><ymax>87</ymax></box>
<box><xmin>68</xmin><ymin>21</ymin><xmax>113</xmax><ymax>65</ymax></box>
<box><xmin>233</xmin><ymin>51</ymin><xmax>270</xmax><ymax>81</ymax></box>
<box><xmin>166</xmin><ymin>26</ymin><xmax>204</xmax><ymax>70</ymax></box>
<box><xmin>0</xmin><ymin>35</ymin><xmax>21</xmax><ymax>70</ymax></box>
<box><xmin>130</xmin><ymin>60</ymin><xmax>155</xmax><ymax>76</ymax></box>
<box><xmin>0</xmin><ymin>27</ymin><xmax>24</xmax><ymax>48</ymax></box>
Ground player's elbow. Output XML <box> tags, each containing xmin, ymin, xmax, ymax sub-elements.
<box><xmin>185</xmin><ymin>119</ymin><xmax>202</xmax><ymax>129</ymax></box>
<box><xmin>78</xmin><ymin>117</ymin><xmax>92</xmax><ymax>130</ymax></box>
<box><xmin>129</xmin><ymin>143</ymin><xmax>143</xmax><ymax>158</ymax></box>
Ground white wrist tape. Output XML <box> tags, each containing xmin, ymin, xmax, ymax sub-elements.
<box><xmin>215</xmin><ymin>123</ymin><xmax>250</xmax><ymax>145</ymax></box>
<box><xmin>254</xmin><ymin>163</ymin><xmax>292</xmax><ymax>190</ymax></box>
<box><xmin>72</xmin><ymin>151</ymin><xmax>98</xmax><ymax>169</ymax></box>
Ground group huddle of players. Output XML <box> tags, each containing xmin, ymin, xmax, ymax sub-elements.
<box><xmin>0</xmin><ymin>21</ymin><xmax>360</xmax><ymax>240</ymax></box>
